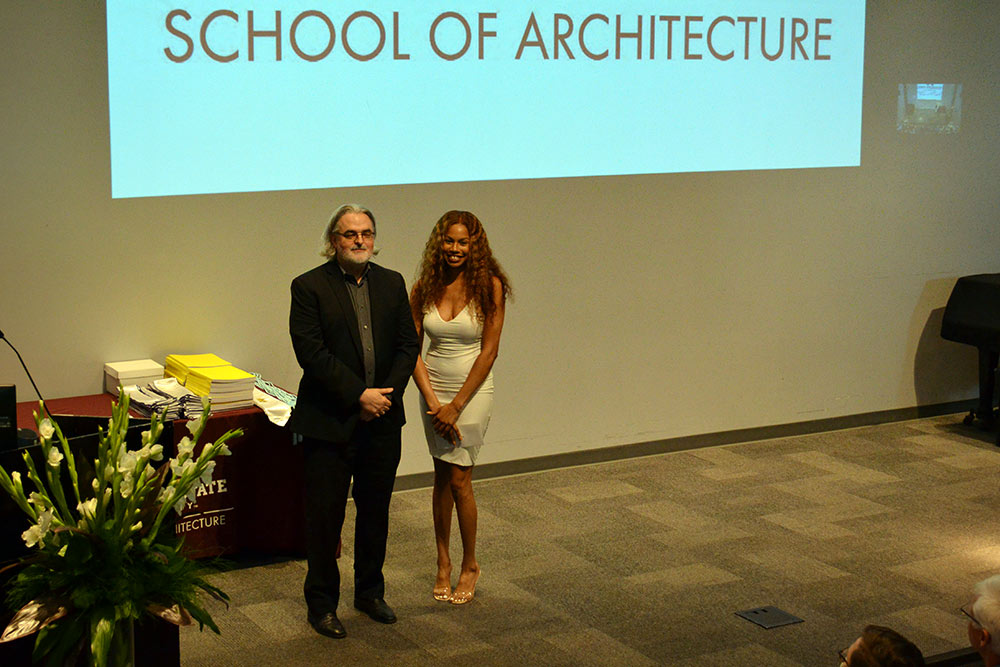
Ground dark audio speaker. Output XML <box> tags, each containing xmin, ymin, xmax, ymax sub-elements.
<box><xmin>0</xmin><ymin>385</ymin><xmax>14</xmax><ymax>451</ymax></box>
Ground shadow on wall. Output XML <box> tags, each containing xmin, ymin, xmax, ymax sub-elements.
<box><xmin>913</xmin><ymin>302</ymin><xmax>978</xmax><ymax>407</ymax></box>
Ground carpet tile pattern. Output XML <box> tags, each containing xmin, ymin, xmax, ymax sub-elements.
<box><xmin>180</xmin><ymin>415</ymin><xmax>998</xmax><ymax>665</ymax></box>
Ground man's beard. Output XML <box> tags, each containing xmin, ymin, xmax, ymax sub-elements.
<box><xmin>336</xmin><ymin>246</ymin><xmax>372</xmax><ymax>268</ymax></box>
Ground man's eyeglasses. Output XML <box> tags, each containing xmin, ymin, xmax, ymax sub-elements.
<box><xmin>961</xmin><ymin>604</ymin><xmax>981</xmax><ymax>626</ymax></box>
<box><xmin>336</xmin><ymin>230</ymin><xmax>375</xmax><ymax>241</ymax></box>
<box><xmin>838</xmin><ymin>647</ymin><xmax>850</xmax><ymax>666</ymax></box>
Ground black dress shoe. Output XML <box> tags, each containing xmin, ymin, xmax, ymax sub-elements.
<box><xmin>308</xmin><ymin>612</ymin><xmax>347</xmax><ymax>639</ymax></box>
<box><xmin>353</xmin><ymin>598</ymin><xmax>397</xmax><ymax>624</ymax></box>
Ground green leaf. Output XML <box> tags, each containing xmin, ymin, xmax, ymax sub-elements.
<box><xmin>195</xmin><ymin>579</ymin><xmax>231</xmax><ymax>607</ymax></box>
<box><xmin>184</xmin><ymin>600</ymin><xmax>221</xmax><ymax>634</ymax></box>
<box><xmin>57</xmin><ymin>530</ymin><xmax>94</xmax><ymax>568</ymax></box>
<box><xmin>90</xmin><ymin>611</ymin><xmax>115</xmax><ymax>667</ymax></box>
<box><xmin>33</xmin><ymin>615</ymin><xmax>86</xmax><ymax>667</ymax></box>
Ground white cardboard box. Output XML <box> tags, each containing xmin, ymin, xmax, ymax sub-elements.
<box><xmin>104</xmin><ymin>359</ymin><xmax>164</xmax><ymax>396</ymax></box>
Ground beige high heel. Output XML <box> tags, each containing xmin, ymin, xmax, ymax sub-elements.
<box><xmin>433</xmin><ymin>567</ymin><xmax>452</xmax><ymax>602</ymax></box>
<box><xmin>450</xmin><ymin>570</ymin><xmax>480</xmax><ymax>605</ymax></box>
<box><xmin>433</xmin><ymin>584</ymin><xmax>452</xmax><ymax>602</ymax></box>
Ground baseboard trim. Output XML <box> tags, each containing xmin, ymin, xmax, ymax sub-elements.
<box><xmin>924</xmin><ymin>646</ymin><xmax>981</xmax><ymax>666</ymax></box>
<box><xmin>394</xmin><ymin>399</ymin><xmax>977</xmax><ymax>492</ymax></box>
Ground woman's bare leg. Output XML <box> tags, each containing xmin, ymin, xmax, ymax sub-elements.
<box><xmin>449</xmin><ymin>463</ymin><xmax>480</xmax><ymax>602</ymax></box>
<box><xmin>432</xmin><ymin>457</ymin><xmax>454</xmax><ymax>596</ymax></box>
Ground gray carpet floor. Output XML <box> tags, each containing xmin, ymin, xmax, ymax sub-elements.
<box><xmin>179</xmin><ymin>414</ymin><xmax>999</xmax><ymax>665</ymax></box>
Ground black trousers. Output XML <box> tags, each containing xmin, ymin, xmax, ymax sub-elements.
<box><xmin>301</xmin><ymin>426</ymin><xmax>401</xmax><ymax>615</ymax></box>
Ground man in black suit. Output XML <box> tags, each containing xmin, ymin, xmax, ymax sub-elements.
<box><xmin>288</xmin><ymin>204</ymin><xmax>419</xmax><ymax>640</ymax></box>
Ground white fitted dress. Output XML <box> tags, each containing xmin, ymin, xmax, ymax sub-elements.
<box><xmin>420</xmin><ymin>303</ymin><xmax>493</xmax><ymax>466</ymax></box>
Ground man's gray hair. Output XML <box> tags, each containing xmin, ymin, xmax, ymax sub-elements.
<box><xmin>321</xmin><ymin>204</ymin><xmax>378</xmax><ymax>258</ymax></box>
<box><xmin>974</xmin><ymin>575</ymin><xmax>1000</xmax><ymax>654</ymax></box>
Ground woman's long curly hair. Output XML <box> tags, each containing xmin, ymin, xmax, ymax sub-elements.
<box><xmin>411</xmin><ymin>210</ymin><xmax>511</xmax><ymax>324</ymax></box>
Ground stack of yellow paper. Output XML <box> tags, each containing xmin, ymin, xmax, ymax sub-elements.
<box><xmin>164</xmin><ymin>353</ymin><xmax>229</xmax><ymax>384</ymax></box>
<box><xmin>163</xmin><ymin>354</ymin><xmax>255</xmax><ymax>411</ymax></box>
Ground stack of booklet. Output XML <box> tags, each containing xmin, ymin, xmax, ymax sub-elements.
<box><xmin>104</xmin><ymin>359</ymin><xmax>165</xmax><ymax>397</ymax></box>
<box><xmin>156</xmin><ymin>377</ymin><xmax>204</xmax><ymax>419</ymax></box>
<box><xmin>121</xmin><ymin>378</ymin><xmax>190</xmax><ymax>419</ymax></box>
<box><xmin>164</xmin><ymin>353</ymin><xmax>225</xmax><ymax>385</ymax></box>
<box><xmin>164</xmin><ymin>353</ymin><xmax>255</xmax><ymax>412</ymax></box>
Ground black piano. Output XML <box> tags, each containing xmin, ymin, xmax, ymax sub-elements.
<box><xmin>940</xmin><ymin>273</ymin><xmax>1000</xmax><ymax>445</ymax></box>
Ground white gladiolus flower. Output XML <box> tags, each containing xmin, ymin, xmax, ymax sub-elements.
<box><xmin>138</xmin><ymin>443</ymin><xmax>164</xmax><ymax>464</ymax></box>
<box><xmin>105</xmin><ymin>464</ymin><xmax>115</xmax><ymax>481</ymax></box>
<box><xmin>186</xmin><ymin>415</ymin><xmax>204</xmax><ymax>436</ymax></box>
<box><xmin>118</xmin><ymin>451</ymin><xmax>138</xmax><ymax>474</ymax></box>
<box><xmin>28</xmin><ymin>492</ymin><xmax>46</xmax><ymax>508</ymax></box>
<box><xmin>170</xmin><ymin>457</ymin><xmax>197</xmax><ymax>478</ymax></box>
<box><xmin>22</xmin><ymin>524</ymin><xmax>45</xmax><ymax>548</ymax></box>
<box><xmin>22</xmin><ymin>509</ymin><xmax>53</xmax><ymax>548</ymax></box>
<box><xmin>120</xmin><ymin>474</ymin><xmax>134</xmax><ymax>499</ymax></box>
<box><xmin>11</xmin><ymin>471</ymin><xmax>20</xmax><ymax>484</ymax></box>
<box><xmin>47</xmin><ymin>448</ymin><xmax>64</xmax><ymax>468</ymax></box>
<box><xmin>103</xmin><ymin>487</ymin><xmax>112</xmax><ymax>503</ymax></box>
<box><xmin>141</xmin><ymin>430</ymin><xmax>151</xmax><ymax>445</ymax></box>
<box><xmin>173</xmin><ymin>496</ymin><xmax>187</xmax><ymax>516</ymax></box>
<box><xmin>119</xmin><ymin>452</ymin><xmax>136</xmax><ymax>471</ymax></box>
<box><xmin>92</xmin><ymin>478</ymin><xmax>100</xmax><ymax>492</ymax></box>
<box><xmin>217</xmin><ymin>443</ymin><xmax>232</xmax><ymax>456</ymax></box>
<box><xmin>38</xmin><ymin>419</ymin><xmax>55</xmax><ymax>440</ymax></box>
<box><xmin>177</xmin><ymin>436</ymin><xmax>194</xmax><ymax>457</ymax></box>
<box><xmin>77</xmin><ymin>498</ymin><xmax>98</xmax><ymax>518</ymax></box>
<box><xmin>199</xmin><ymin>460</ymin><xmax>216</xmax><ymax>486</ymax></box>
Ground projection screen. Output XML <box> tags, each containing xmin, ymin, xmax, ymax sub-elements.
<box><xmin>106</xmin><ymin>0</ymin><xmax>866</xmax><ymax>199</ymax></box>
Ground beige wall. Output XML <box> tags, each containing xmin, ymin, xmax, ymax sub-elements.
<box><xmin>2</xmin><ymin>2</ymin><xmax>998</xmax><ymax>476</ymax></box>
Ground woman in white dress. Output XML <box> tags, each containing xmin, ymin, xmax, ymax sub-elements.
<box><xmin>411</xmin><ymin>210</ymin><xmax>511</xmax><ymax>605</ymax></box>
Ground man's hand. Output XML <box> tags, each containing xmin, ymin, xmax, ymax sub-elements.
<box><xmin>360</xmin><ymin>387</ymin><xmax>393</xmax><ymax>421</ymax></box>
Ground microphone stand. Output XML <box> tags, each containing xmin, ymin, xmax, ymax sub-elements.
<box><xmin>0</xmin><ymin>328</ymin><xmax>52</xmax><ymax>437</ymax></box>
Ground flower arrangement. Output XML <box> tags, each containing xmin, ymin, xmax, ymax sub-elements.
<box><xmin>0</xmin><ymin>394</ymin><xmax>242</xmax><ymax>666</ymax></box>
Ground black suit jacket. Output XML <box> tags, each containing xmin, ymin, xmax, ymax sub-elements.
<box><xmin>288</xmin><ymin>260</ymin><xmax>419</xmax><ymax>442</ymax></box>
